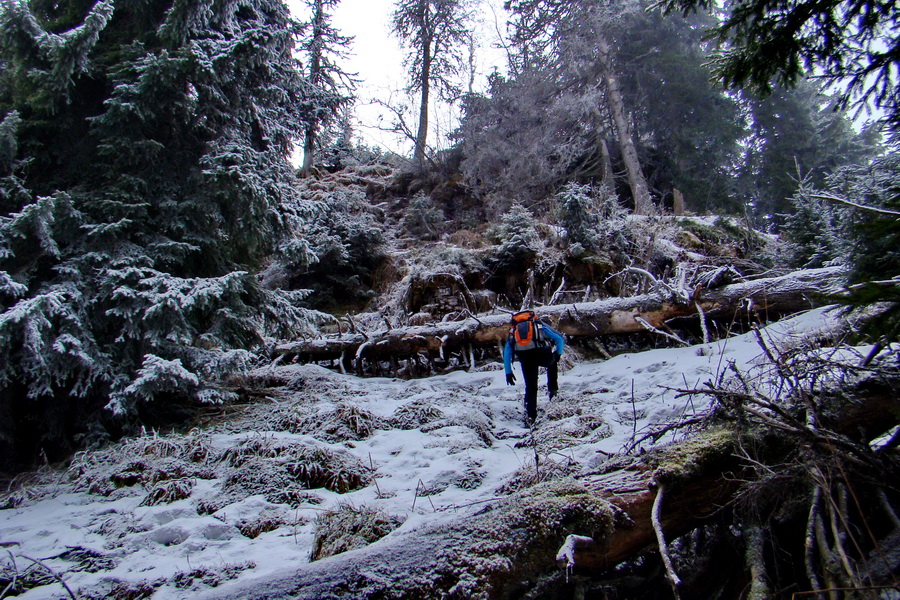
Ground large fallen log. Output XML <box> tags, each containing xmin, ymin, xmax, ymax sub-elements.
<box><xmin>275</xmin><ymin>267</ymin><xmax>844</xmax><ymax>365</ymax></box>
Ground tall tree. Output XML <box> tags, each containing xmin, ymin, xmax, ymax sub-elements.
<box><xmin>740</xmin><ymin>80</ymin><xmax>880</xmax><ymax>224</ymax></box>
<box><xmin>612</xmin><ymin>8</ymin><xmax>746</xmax><ymax>213</ymax></box>
<box><xmin>299</xmin><ymin>0</ymin><xmax>355</xmax><ymax>177</ymax></box>
<box><xmin>506</xmin><ymin>0</ymin><xmax>655</xmax><ymax>213</ymax></box>
<box><xmin>0</xmin><ymin>0</ymin><xmax>319</xmax><ymax>470</ymax></box>
<box><xmin>655</xmin><ymin>0</ymin><xmax>900</xmax><ymax>139</ymax></box>
<box><xmin>392</xmin><ymin>0</ymin><xmax>473</xmax><ymax>168</ymax></box>
<box><xmin>460</xmin><ymin>0</ymin><xmax>747</xmax><ymax>215</ymax></box>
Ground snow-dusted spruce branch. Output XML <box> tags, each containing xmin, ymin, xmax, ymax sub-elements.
<box><xmin>814</xmin><ymin>192</ymin><xmax>900</xmax><ymax>217</ymax></box>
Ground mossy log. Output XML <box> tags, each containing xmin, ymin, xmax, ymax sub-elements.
<box><xmin>275</xmin><ymin>267</ymin><xmax>844</xmax><ymax>365</ymax></box>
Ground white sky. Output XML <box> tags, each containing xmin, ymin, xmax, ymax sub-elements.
<box><xmin>289</xmin><ymin>0</ymin><xmax>510</xmax><ymax>156</ymax></box>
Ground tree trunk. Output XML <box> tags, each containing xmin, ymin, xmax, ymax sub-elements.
<box><xmin>673</xmin><ymin>188</ymin><xmax>686</xmax><ymax>215</ymax></box>
<box><xmin>596</xmin><ymin>35</ymin><xmax>653</xmax><ymax>215</ymax></box>
<box><xmin>414</xmin><ymin>5</ymin><xmax>432</xmax><ymax>169</ymax></box>
<box><xmin>599</xmin><ymin>137</ymin><xmax>614</xmax><ymax>194</ymax></box>
<box><xmin>274</xmin><ymin>267</ymin><xmax>844</xmax><ymax>366</ymax></box>
<box><xmin>301</xmin><ymin>0</ymin><xmax>324</xmax><ymax>178</ymax></box>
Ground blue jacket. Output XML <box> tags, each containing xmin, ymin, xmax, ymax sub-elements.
<box><xmin>503</xmin><ymin>322</ymin><xmax>565</xmax><ymax>375</ymax></box>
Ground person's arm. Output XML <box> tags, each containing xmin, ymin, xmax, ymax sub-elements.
<box><xmin>503</xmin><ymin>336</ymin><xmax>514</xmax><ymax>374</ymax></box>
<box><xmin>543</xmin><ymin>326</ymin><xmax>566</xmax><ymax>356</ymax></box>
<box><xmin>503</xmin><ymin>336</ymin><xmax>517</xmax><ymax>385</ymax></box>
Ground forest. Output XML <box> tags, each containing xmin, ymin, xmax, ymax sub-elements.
<box><xmin>0</xmin><ymin>0</ymin><xmax>899</xmax><ymax>598</ymax></box>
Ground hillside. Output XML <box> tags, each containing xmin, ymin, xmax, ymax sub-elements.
<box><xmin>5</xmin><ymin>303</ymin><xmax>897</xmax><ymax>599</ymax></box>
<box><xmin>3</xmin><ymin>166</ymin><xmax>900</xmax><ymax>599</ymax></box>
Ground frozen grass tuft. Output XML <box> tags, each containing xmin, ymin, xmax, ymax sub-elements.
<box><xmin>295</xmin><ymin>402</ymin><xmax>382</xmax><ymax>441</ymax></box>
<box><xmin>309</xmin><ymin>503</ymin><xmax>405</xmax><ymax>562</ymax></box>
<box><xmin>170</xmin><ymin>561</ymin><xmax>256</xmax><ymax>590</ymax></box>
<box><xmin>389</xmin><ymin>399</ymin><xmax>445</xmax><ymax>429</ymax></box>
<box><xmin>139</xmin><ymin>478</ymin><xmax>195</xmax><ymax>506</ymax></box>
<box><xmin>78</xmin><ymin>579</ymin><xmax>163</xmax><ymax>599</ymax></box>
<box><xmin>236</xmin><ymin>508</ymin><xmax>294</xmax><ymax>539</ymax></box>
<box><xmin>496</xmin><ymin>456</ymin><xmax>577</xmax><ymax>495</ymax></box>
<box><xmin>221</xmin><ymin>434</ymin><xmax>372</xmax><ymax>492</ymax></box>
<box><xmin>195</xmin><ymin>434</ymin><xmax>371</xmax><ymax>513</ymax></box>
<box><xmin>68</xmin><ymin>431</ymin><xmax>217</xmax><ymax>497</ymax></box>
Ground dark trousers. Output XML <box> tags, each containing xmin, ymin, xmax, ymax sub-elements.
<box><xmin>518</xmin><ymin>348</ymin><xmax>558</xmax><ymax>422</ymax></box>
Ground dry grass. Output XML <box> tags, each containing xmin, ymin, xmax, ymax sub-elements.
<box><xmin>236</xmin><ymin>509</ymin><xmax>293</xmax><ymax>539</ymax></box>
<box><xmin>309</xmin><ymin>503</ymin><xmax>405</xmax><ymax>562</ymax></box>
<box><xmin>139</xmin><ymin>478</ymin><xmax>195</xmax><ymax>507</ymax></box>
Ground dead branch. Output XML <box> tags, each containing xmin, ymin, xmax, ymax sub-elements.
<box><xmin>651</xmin><ymin>482</ymin><xmax>682</xmax><ymax>598</ymax></box>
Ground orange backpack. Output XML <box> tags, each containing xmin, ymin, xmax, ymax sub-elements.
<box><xmin>510</xmin><ymin>310</ymin><xmax>545</xmax><ymax>351</ymax></box>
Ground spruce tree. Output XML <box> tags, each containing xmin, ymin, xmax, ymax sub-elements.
<box><xmin>656</xmin><ymin>0</ymin><xmax>900</xmax><ymax>137</ymax></box>
<box><xmin>0</xmin><ymin>0</ymin><xmax>318</xmax><ymax>469</ymax></box>
<box><xmin>392</xmin><ymin>0</ymin><xmax>473</xmax><ymax>167</ymax></box>
<box><xmin>298</xmin><ymin>0</ymin><xmax>355</xmax><ymax>177</ymax></box>
<box><xmin>741</xmin><ymin>80</ymin><xmax>879</xmax><ymax>225</ymax></box>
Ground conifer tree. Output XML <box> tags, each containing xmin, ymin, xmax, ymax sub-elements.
<box><xmin>0</xmin><ymin>0</ymin><xmax>319</xmax><ymax>469</ymax></box>
<box><xmin>298</xmin><ymin>0</ymin><xmax>355</xmax><ymax>177</ymax></box>
<box><xmin>656</xmin><ymin>0</ymin><xmax>900</xmax><ymax>138</ymax></box>
<box><xmin>392</xmin><ymin>0</ymin><xmax>473</xmax><ymax>168</ymax></box>
<box><xmin>506</xmin><ymin>0</ymin><xmax>655</xmax><ymax>214</ymax></box>
<box><xmin>741</xmin><ymin>80</ymin><xmax>880</xmax><ymax>225</ymax></box>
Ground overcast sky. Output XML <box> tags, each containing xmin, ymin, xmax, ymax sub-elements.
<box><xmin>290</xmin><ymin>0</ymin><xmax>510</xmax><ymax>156</ymax></box>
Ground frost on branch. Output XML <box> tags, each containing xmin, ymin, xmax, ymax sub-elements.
<box><xmin>108</xmin><ymin>355</ymin><xmax>200</xmax><ymax>414</ymax></box>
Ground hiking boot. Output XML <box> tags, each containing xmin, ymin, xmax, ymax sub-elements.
<box><xmin>548</xmin><ymin>390</ymin><xmax>557</xmax><ymax>401</ymax></box>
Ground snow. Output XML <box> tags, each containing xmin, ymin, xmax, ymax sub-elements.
<box><xmin>0</xmin><ymin>306</ymin><xmax>853</xmax><ymax>599</ymax></box>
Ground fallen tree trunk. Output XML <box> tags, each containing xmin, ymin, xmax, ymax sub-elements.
<box><xmin>275</xmin><ymin>267</ymin><xmax>844</xmax><ymax>365</ymax></box>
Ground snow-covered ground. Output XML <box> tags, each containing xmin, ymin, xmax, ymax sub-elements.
<box><xmin>0</xmin><ymin>307</ymin><xmax>850</xmax><ymax>599</ymax></box>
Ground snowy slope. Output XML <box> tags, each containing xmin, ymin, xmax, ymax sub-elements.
<box><xmin>0</xmin><ymin>307</ymin><xmax>850</xmax><ymax>599</ymax></box>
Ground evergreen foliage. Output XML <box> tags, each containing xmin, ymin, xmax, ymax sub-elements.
<box><xmin>297</xmin><ymin>0</ymin><xmax>356</xmax><ymax>176</ymax></box>
<box><xmin>835</xmin><ymin>155</ymin><xmax>900</xmax><ymax>341</ymax></box>
<box><xmin>457</xmin><ymin>0</ymin><xmax>876</xmax><ymax>220</ymax></box>
<box><xmin>612</xmin><ymin>9</ymin><xmax>746</xmax><ymax>213</ymax></box>
<box><xmin>277</xmin><ymin>188</ymin><xmax>387</xmax><ymax>312</ymax></box>
<box><xmin>392</xmin><ymin>0</ymin><xmax>474</xmax><ymax>165</ymax></box>
<box><xmin>456</xmin><ymin>68</ymin><xmax>584</xmax><ymax>204</ymax></box>
<box><xmin>402</xmin><ymin>192</ymin><xmax>444</xmax><ymax>241</ymax></box>
<box><xmin>0</xmin><ymin>0</ymin><xmax>320</xmax><ymax>468</ymax></box>
<box><xmin>554</xmin><ymin>182</ymin><xmax>628</xmax><ymax>255</ymax></box>
<box><xmin>741</xmin><ymin>81</ymin><xmax>880</xmax><ymax>224</ymax></box>
<box><xmin>555</xmin><ymin>183</ymin><xmax>599</xmax><ymax>251</ymax></box>
<box><xmin>458</xmin><ymin>0</ymin><xmax>749</xmax><ymax>213</ymax></box>
<box><xmin>655</xmin><ymin>0</ymin><xmax>900</xmax><ymax>138</ymax></box>
<box><xmin>784</xmin><ymin>154</ymin><xmax>900</xmax><ymax>341</ymax></box>
<box><xmin>489</xmin><ymin>203</ymin><xmax>542</xmax><ymax>270</ymax></box>
<box><xmin>782</xmin><ymin>185</ymin><xmax>851</xmax><ymax>269</ymax></box>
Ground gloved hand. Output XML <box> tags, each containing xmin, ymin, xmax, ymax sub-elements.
<box><xmin>506</xmin><ymin>373</ymin><xmax>516</xmax><ymax>385</ymax></box>
<box><xmin>553</xmin><ymin>352</ymin><xmax>562</xmax><ymax>364</ymax></box>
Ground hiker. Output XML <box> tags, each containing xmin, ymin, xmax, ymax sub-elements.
<box><xmin>503</xmin><ymin>310</ymin><xmax>565</xmax><ymax>425</ymax></box>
